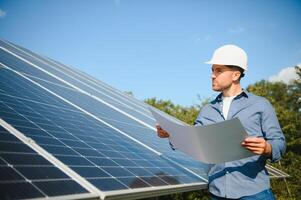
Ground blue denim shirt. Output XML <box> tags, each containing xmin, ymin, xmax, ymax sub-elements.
<box><xmin>194</xmin><ymin>91</ymin><xmax>286</xmax><ymax>198</ymax></box>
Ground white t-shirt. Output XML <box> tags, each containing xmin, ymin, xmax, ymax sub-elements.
<box><xmin>222</xmin><ymin>95</ymin><xmax>236</xmax><ymax>119</ymax></box>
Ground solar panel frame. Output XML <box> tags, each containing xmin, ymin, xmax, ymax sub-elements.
<box><xmin>266</xmin><ymin>164</ymin><xmax>290</xmax><ymax>178</ymax></box>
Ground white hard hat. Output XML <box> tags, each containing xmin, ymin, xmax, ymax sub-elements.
<box><xmin>205</xmin><ymin>44</ymin><xmax>248</xmax><ymax>71</ymax></box>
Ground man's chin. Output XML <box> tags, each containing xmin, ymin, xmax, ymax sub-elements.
<box><xmin>212</xmin><ymin>87</ymin><xmax>221</xmax><ymax>92</ymax></box>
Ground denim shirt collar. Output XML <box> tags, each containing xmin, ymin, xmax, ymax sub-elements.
<box><xmin>210</xmin><ymin>90</ymin><xmax>249</xmax><ymax>112</ymax></box>
<box><xmin>212</xmin><ymin>90</ymin><xmax>249</xmax><ymax>103</ymax></box>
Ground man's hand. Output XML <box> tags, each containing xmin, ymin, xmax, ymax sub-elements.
<box><xmin>241</xmin><ymin>137</ymin><xmax>272</xmax><ymax>156</ymax></box>
<box><xmin>156</xmin><ymin>124</ymin><xmax>170</xmax><ymax>138</ymax></box>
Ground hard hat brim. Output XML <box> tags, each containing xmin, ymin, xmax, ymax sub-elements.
<box><xmin>204</xmin><ymin>61</ymin><xmax>248</xmax><ymax>71</ymax></box>
<box><xmin>205</xmin><ymin>61</ymin><xmax>213</xmax><ymax>65</ymax></box>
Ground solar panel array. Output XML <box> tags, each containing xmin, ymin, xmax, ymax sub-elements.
<box><xmin>0</xmin><ymin>40</ymin><xmax>288</xmax><ymax>200</ymax></box>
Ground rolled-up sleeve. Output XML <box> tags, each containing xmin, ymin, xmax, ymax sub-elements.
<box><xmin>261</xmin><ymin>100</ymin><xmax>286</xmax><ymax>162</ymax></box>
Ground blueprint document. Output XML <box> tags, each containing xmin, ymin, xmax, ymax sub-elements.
<box><xmin>149</xmin><ymin>108</ymin><xmax>254</xmax><ymax>164</ymax></box>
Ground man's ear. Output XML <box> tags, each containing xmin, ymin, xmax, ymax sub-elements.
<box><xmin>232</xmin><ymin>71</ymin><xmax>241</xmax><ymax>82</ymax></box>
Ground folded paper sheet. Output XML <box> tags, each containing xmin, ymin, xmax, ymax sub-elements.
<box><xmin>149</xmin><ymin>108</ymin><xmax>254</xmax><ymax>164</ymax></box>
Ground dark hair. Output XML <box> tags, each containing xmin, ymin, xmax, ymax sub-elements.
<box><xmin>226</xmin><ymin>65</ymin><xmax>245</xmax><ymax>79</ymax></box>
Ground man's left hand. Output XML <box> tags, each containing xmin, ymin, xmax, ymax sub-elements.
<box><xmin>241</xmin><ymin>137</ymin><xmax>272</xmax><ymax>156</ymax></box>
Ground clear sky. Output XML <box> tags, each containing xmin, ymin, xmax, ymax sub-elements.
<box><xmin>0</xmin><ymin>0</ymin><xmax>300</xmax><ymax>106</ymax></box>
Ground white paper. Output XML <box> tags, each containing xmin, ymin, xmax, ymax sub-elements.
<box><xmin>149</xmin><ymin>107</ymin><xmax>254</xmax><ymax>164</ymax></box>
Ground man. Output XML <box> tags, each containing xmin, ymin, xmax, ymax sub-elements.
<box><xmin>156</xmin><ymin>44</ymin><xmax>286</xmax><ymax>199</ymax></box>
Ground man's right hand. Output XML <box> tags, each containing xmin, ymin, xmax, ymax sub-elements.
<box><xmin>156</xmin><ymin>124</ymin><xmax>170</xmax><ymax>138</ymax></box>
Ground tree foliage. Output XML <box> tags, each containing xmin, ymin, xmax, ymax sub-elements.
<box><xmin>247</xmin><ymin>66</ymin><xmax>301</xmax><ymax>199</ymax></box>
<box><xmin>144</xmin><ymin>66</ymin><xmax>301</xmax><ymax>199</ymax></box>
<box><xmin>145</xmin><ymin>97</ymin><xmax>208</xmax><ymax>125</ymax></box>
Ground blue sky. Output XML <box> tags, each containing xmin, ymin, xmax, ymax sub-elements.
<box><xmin>0</xmin><ymin>0</ymin><xmax>300</xmax><ymax>106</ymax></box>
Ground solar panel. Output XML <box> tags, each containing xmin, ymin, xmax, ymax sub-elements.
<box><xmin>0</xmin><ymin>40</ymin><xmax>210</xmax><ymax>177</ymax></box>
<box><xmin>0</xmin><ymin>121</ymin><xmax>94</xmax><ymax>200</ymax></box>
<box><xmin>0</xmin><ymin>39</ymin><xmax>288</xmax><ymax>200</ymax></box>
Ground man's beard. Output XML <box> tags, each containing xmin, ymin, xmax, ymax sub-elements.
<box><xmin>212</xmin><ymin>81</ymin><xmax>231</xmax><ymax>92</ymax></box>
